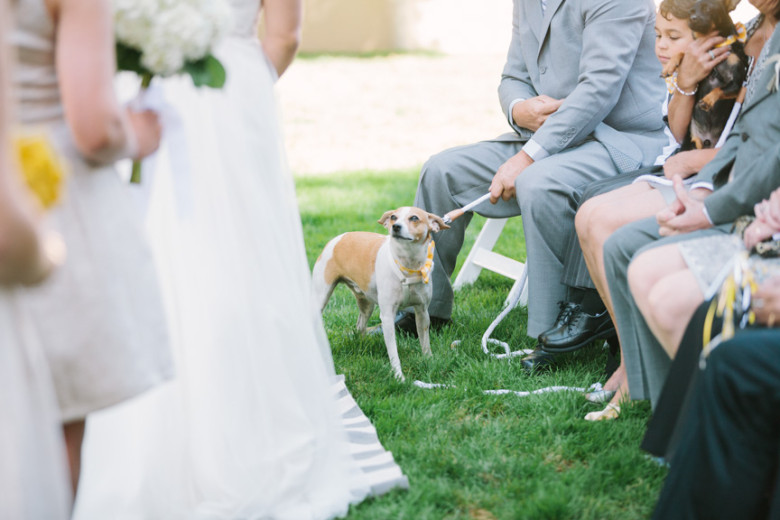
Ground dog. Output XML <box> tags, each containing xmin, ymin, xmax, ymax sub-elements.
<box><xmin>312</xmin><ymin>206</ymin><xmax>449</xmax><ymax>381</ymax></box>
<box><xmin>661</xmin><ymin>0</ymin><xmax>748</xmax><ymax>149</ymax></box>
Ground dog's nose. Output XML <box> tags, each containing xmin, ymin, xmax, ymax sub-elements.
<box><xmin>392</xmin><ymin>224</ymin><xmax>402</xmax><ymax>233</ymax></box>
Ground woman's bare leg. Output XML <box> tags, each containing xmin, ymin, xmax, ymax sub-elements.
<box><xmin>575</xmin><ymin>183</ymin><xmax>666</xmax><ymax>395</ymax></box>
<box><xmin>577</xmin><ymin>182</ymin><xmax>665</xmax><ymax>317</ymax></box>
<box><xmin>63</xmin><ymin>419</ymin><xmax>85</xmax><ymax>495</ymax></box>
<box><xmin>629</xmin><ymin>245</ymin><xmax>704</xmax><ymax>358</ymax></box>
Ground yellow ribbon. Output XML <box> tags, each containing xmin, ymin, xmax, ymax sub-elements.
<box><xmin>714</xmin><ymin>22</ymin><xmax>747</xmax><ymax>48</ymax></box>
<box><xmin>702</xmin><ymin>251</ymin><xmax>756</xmax><ymax>352</ymax></box>
<box><xmin>665</xmin><ymin>75</ymin><xmax>675</xmax><ymax>95</ymax></box>
<box><xmin>395</xmin><ymin>240</ymin><xmax>435</xmax><ymax>284</ymax></box>
<box><xmin>12</xmin><ymin>133</ymin><xmax>65</xmax><ymax>209</ymax></box>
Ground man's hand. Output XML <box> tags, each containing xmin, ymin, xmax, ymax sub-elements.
<box><xmin>657</xmin><ymin>175</ymin><xmax>712</xmax><ymax>236</ymax></box>
<box><xmin>512</xmin><ymin>95</ymin><xmax>563</xmax><ymax>132</ymax></box>
<box><xmin>489</xmin><ymin>150</ymin><xmax>534</xmax><ymax>203</ymax></box>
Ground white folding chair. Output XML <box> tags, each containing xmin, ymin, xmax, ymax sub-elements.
<box><xmin>453</xmin><ymin>218</ymin><xmax>528</xmax><ymax>308</ymax></box>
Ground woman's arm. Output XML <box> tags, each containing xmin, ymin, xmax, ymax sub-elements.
<box><xmin>667</xmin><ymin>32</ymin><xmax>730</xmax><ymax>143</ymax></box>
<box><xmin>662</xmin><ymin>148</ymin><xmax>719</xmax><ymax>179</ymax></box>
<box><xmin>0</xmin><ymin>6</ymin><xmax>54</xmax><ymax>285</ymax></box>
<box><xmin>49</xmin><ymin>0</ymin><xmax>161</xmax><ymax>164</ymax></box>
<box><xmin>261</xmin><ymin>0</ymin><xmax>302</xmax><ymax>79</ymax></box>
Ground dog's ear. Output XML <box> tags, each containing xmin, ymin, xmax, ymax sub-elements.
<box><xmin>378</xmin><ymin>210</ymin><xmax>395</xmax><ymax>226</ymax></box>
<box><xmin>427</xmin><ymin>213</ymin><xmax>450</xmax><ymax>232</ymax></box>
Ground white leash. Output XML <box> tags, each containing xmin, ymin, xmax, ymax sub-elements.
<box><xmin>417</xmin><ymin>195</ymin><xmax>599</xmax><ymax>397</ymax></box>
<box><xmin>477</xmin><ymin>266</ymin><xmax>534</xmax><ymax>359</ymax></box>
<box><xmin>414</xmin><ymin>380</ymin><xmax>605</xmax><ymax>398</ymax></box>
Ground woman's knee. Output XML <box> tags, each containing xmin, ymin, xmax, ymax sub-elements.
<box><xmin>575</xmin><ymin>199</ymin><xmax>595</xmax><ymax>240</ymax></box>
<box><xmin>579</xmin><ymin>200</ymin><xmax>619</xmax><ymax>251</ymax></box>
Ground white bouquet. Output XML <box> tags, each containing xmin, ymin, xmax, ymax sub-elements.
<box><xmin>114</xmin><ymin>0</ymin><xmax>233</xmax><ymax>182</ymax></box>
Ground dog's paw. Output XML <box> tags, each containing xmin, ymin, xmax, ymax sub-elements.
<box><xmin>660</xmin><ymin>54</ymin><xmax>683</xmax><ymax>78</ymax></box>
<box><xmin>697</xmin><ymin>99</ymin><xmax>714</xmax><ymax>112</ymax></box>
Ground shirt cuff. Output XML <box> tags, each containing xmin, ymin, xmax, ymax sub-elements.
<box><xmin>508</xmin><ymin>98</ymin><xmax>525</xmax><ymax>133</ymax></box>
<box><xmin>688</xmin><ymin>181</ymin><xmax>714</xmax><ymax>192</ymax></box>
<box><xmin>702</xmin><ymin>204</ymin><xmax>714</xmax><ymax>226</ymax></box>
<box><xmin>522</xmin><ymin>138</ymin><xmax>550</xmax><ymax>161</ymax></box>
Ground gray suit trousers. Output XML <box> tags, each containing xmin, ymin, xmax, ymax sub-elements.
<box><xmin>603</xmin><ymin>216</ymin><xmax>726</xmax><ymax>406</ymax></box>
<box><xmin>561</xmin><ymin>164</ymin><xmax>663</xmax><ymax>290</ymax></box>
<box><xmin>415</xmin><ymin>138</ymin><xmax>618</xmax><ymax>337</ymax></box>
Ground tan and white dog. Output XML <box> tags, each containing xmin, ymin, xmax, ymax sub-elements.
<box><xmin>312</xmin><ymin>206</ymin><xmax>449</xmax><ymax>381</ymax></box>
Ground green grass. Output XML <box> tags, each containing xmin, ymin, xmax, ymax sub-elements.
<box><xmin>296</xmin><ymin>168</ymin><xmax>667</xmax><ymax>520</ymax></box>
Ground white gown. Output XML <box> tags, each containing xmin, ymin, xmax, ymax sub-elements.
<box><xmin>73</xmin><ymin>2</ymin><xmax>407</xmax><ymax>518</ymax></box>
<box><xmin>0</xmin><ymin>290</ymin><xmax>71</xmax><ymax>519</ymax></box>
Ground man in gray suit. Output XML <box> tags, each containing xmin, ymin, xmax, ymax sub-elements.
<box><xmin>395</xmin><ymin>0</ymin><xmax>667</xmax><ymax>367</ymax></box>
<box><xmin>604</xmin><ymin>25</ymin><xmax>780</xmax><ymax>406</ymax></box>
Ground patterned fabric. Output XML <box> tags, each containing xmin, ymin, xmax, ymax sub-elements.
<box><xmin>744</xmin><ymin>16</ymin><xmax>774</xmax><ymax>105</ymax></box>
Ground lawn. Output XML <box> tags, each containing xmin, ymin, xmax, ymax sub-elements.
<box><xmin>296</xmin><ymin>168</ymin><xmax>668</xmax><ymax>520</ymax></box>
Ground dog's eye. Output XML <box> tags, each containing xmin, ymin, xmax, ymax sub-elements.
<box><xmin>409</xmin><ymin>215</ymin><xmax>419</xmax><ymax>222</ymax></box>
<box><xmin>390</xmin><ymin>215</ymin><xmax>397</xmax><ymax>222</ymax></box>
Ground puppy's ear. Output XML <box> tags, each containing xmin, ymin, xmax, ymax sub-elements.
<box><xmin>427</xmin><ymin>213</ymin><xmax>450</xmax><ymax>232</ymax></box>
<box><xmin>378</xmin><ymin>210</ymin><xmax>395</xmax><ymax>226</ymax></box>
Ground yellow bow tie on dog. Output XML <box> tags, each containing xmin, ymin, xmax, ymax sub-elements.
<box><xmin>395</xmin><ymin>240</ymin><xmax>435</xmax><ymax>284</ymax></box>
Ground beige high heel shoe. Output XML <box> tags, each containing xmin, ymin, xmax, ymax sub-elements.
<box><xmin>584</xmin><ymin>402</ymin><xmax>621</xmax><ymax>421</ymax></box>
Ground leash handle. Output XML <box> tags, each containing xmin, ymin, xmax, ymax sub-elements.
<box><xmin>442</xmin><ymin>192</ymin><xmax>491</xmax><ymax>224</ymax></box>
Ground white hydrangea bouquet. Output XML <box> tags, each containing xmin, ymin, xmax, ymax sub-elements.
<box><xmin>114</xmin><ymin>0</ymin><xmax>233</xmax><ymax>183</ymax></box>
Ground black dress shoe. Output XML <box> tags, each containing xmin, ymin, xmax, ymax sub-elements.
<box><xmin>521</xmin><ymin>348</ymin><xmax>558</xmax><ymax>372</ymax></box>
<box><xmin>369</xmin><ymin>311</ymin><xmax>451</xmax><ymax>338</ymax></box>
<box><xmin>539</xmin><ymin>302</ymin><xmax>615</xmax><ymax>353</ymax></box>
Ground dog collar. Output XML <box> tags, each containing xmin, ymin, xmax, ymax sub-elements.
<box><xmin>394</xmin><ymin>240</ymin><xmax>435</xmax><ymax>285</ymax></box>
<box><xmin>715</xmin><ymin>22</ymin><xmax>747</xmax><ymax>49</ymax></box>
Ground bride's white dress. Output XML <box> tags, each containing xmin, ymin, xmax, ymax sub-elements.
<box><xmin>0</xmin><ymin>290</ymin><xmax>70</xmax><ymax>519</ymax></box>
<box><xmin>73</xmin><ymin>2</ymin><xmax>407</xmax><ymax>518</ymax></box>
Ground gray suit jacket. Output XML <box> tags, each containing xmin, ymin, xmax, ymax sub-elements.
<box><xmin>496</xmin><ymin>0</ymin><xmax>666</xmax><ymax>172</ymax></box>
<box><xmin>698</xmin><ymin>32</ymin><xmax>780</xmax><ymax>224</ymax></box>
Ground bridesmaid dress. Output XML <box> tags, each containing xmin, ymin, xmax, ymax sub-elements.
<box><xmin>11</xmin><ymin>0</ymin><xmax>173</xmax><ymax>423</ymax></box>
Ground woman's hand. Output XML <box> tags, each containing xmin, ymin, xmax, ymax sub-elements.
<box><xmin>743</xmin><ymin>218</ymin><xmax>777</xmax><ymax>250</ymax></box>
<box><xmin>754</xmin><ymin>189</ymin><xmax>780</xmax><ymax>231</ymax></box>
<box><xmin>744</xmin><ymin>189</ymin><xmax>780</xmax><ymax>249</ymax></box>
<box><xmin>125</xmin><ymin>108</ymin><xmax>162</xmax><ymax>160</ymax></box>
<box><xmin>675</xmin><ymin>32</ymin><xmax>732</xmax><ymax>92</ymax></box>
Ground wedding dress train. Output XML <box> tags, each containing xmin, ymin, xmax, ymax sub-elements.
<box><xmin>73</xmin><ymin>3</ymin><xmax>407</xmax><ymax>518</ymax></box>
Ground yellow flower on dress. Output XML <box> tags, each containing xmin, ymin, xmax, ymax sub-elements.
<box><xmin>12</xmin><ymin>133</ymin><xmax>66</xmax><ymax>209</ymax></box>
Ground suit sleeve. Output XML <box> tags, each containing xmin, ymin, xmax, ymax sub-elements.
<box><xmin>531</xmin><ymin>0</ymin><xmax>651</xmax><ymax>155</ymax></box>
<box><xmin>498</xmin><ymin>0</ymin><xmax>536</xmax><ymax>140</ymax></box>
<box><xmin>704</xmin><ymin>140</ymin><xmax>780</xmax><ymax>225</ymax></box>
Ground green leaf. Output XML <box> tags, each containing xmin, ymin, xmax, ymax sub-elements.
<box><xmin>115</xmin><ymin>43</ymin><xmax>151</xmax><ymax>76</ymax></box>
<box><xmin>183</xmin><ymin>55</ymin><xmax>227</xmax><ymax>89</ymax></box>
